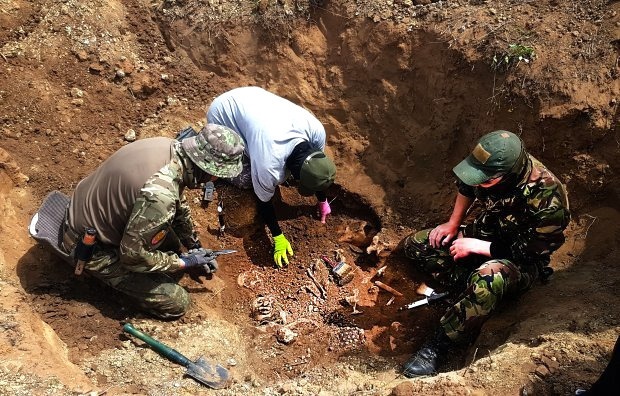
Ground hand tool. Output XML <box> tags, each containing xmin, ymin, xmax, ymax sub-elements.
<box><xmin>123</xmin><ymin>323</ymin><xmax>229</xmax><ymax>389</ymax></box>
<box><xmin>320</xmin><ymin>255</ymin><xmax>354</xmax><ymax>286</ymax></box>
<box><xmin>399</xmin><ymin>291</ymin><xmax>449</xmax><ymax>311</ymax></box>
<box><xmin>202</xmin><ymin>181</ymin><xmax>215</xmax><ymax>203</ymax></box>
<box><xmin>217</xmin><ymin>198</ymin><xmax>225</xmax><ymax>237</ymax></box>
<box><xmin>74</xmin><ymin>227</ymin><xmax>97</xmax><ymax>275</ymax></box>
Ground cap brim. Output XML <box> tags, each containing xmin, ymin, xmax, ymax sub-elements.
<box><xmin>452</xmin><ymin>155</ymin><xmax>495</xmax><ymax>186</ymax></box>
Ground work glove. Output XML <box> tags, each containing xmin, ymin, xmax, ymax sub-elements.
<box><xmin>317</xmin><ymin>200</ymin><xmax>332</xmax><ymax>224</ymax></box>
<box><xmin>180</xmin><ymin>248</ymin><xmax>217</xmax><ymax>273</ymax></box>
<box><xmin>273</xmin><ymin>234</ymin><xmax>293</xmax><ymax>268</ymax></box>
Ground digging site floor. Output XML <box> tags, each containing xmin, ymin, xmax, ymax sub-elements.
<box><xmin>0</xmin><ymin>0</ymin><xmax>619</xmax><ymax>395</ymax></box>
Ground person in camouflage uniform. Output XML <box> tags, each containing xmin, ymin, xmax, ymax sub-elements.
<box><xmin>61</xmin><ymin>125</ymin><xmax>245</xmax><ymax>319</ymax></box>
<box><xmin>402</xmin><ymin>130</ymin><xmax>570</xmax><ymax>378</ymax></box>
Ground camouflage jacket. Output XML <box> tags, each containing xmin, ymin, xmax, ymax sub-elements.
<box><xmin>119</xmin><ymin>142</ymin><xmax>194</xmax><ymax>273</ymax></box>
<box><xmin>458</xmin><ymin>155</ymin><xmax>570</xmax><ymax>267</ymax></box>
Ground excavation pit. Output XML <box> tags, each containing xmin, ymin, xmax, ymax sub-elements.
<box><xmin>0</xmin><ymin>0</ymin><xmax>618</xmax><ymax>395</ymax></box>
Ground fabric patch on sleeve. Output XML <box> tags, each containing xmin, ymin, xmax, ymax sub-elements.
<box><xmin>151</xmin><ymin>229</ymin><xmax>167</xmax><ymax>246</ymax></box>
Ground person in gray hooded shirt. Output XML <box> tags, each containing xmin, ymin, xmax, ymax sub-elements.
<box><xmin>207</xmin><ymin>86</ymin><xmax>337</xmax><ymax>268</ymax></box>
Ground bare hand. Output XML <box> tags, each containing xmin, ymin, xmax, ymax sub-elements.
<box><xmin>449</xmin><ymin>238</ymin><xmax>491</xmax><ymax>260</ymax></box>
<box><xmin>429</xmin><ymin>222</ymin><xmax>460</xmax><ymax>248</ymax></box>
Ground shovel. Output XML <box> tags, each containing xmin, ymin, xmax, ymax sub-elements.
<box><xmin>122</xmin><ymin>323</ymin><xmax>229</xmax><ymax>389</ymax></box>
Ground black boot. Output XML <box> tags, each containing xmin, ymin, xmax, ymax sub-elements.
<box><xmin>402</xmin><ymin>328</ymin><xmax>453</xmax><ymax>378</ymax></box>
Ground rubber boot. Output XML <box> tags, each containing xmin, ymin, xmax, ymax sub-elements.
<box><xmin>402</xmin><ymin>328</ymin><xmax>453</xmax><ymax>378</ymax></box>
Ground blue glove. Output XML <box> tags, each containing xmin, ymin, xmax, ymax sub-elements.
<box><xmin>181</xmin><ymin>248</ymin><xmax>214</xmax><ymax>269</ymax></box>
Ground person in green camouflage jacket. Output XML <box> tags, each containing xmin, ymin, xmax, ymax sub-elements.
<box><xmin>61</xmin><ymin>124</ymin><xmax>245</xmax><ymax>319</ymax></box>
<box><xmin>401</xmin><ymin>130</ymin><xmax>570</xmax><ymax>378</ymax></box>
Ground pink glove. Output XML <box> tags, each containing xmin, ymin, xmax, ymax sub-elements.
<box><xmin>317</xmin><ymin>200</ymin><xmax>332</xmax><ymax>224</ymax></box>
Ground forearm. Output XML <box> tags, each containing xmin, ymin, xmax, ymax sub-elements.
<box><xmin>256</xmin><ymin>198</ymin><xmax>282</xmax><ymax>236</ymax></box>
<box><xmin>119</xmin><ymin>243</ymin><xmax>183</xmax><ymax>273</ymax></box>
<box><xmin>448</xmin><ymin>192</ymin><xmax>474</xmax><ymax>226</ymax></box>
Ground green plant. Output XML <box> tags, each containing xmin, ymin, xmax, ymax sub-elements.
<box><xmin>492</xmin><ymin>44</ymin><xmax>536</xmax><ymax>70</ymax></box>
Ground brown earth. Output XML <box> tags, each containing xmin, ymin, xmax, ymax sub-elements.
<box><xmin>0</xmin><ymin>0</ymin><xmax>619</xmax><ymax>395</ymax></box>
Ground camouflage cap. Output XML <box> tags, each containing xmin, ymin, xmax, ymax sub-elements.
<box><xmin>453</xmin><ymin>130</ymin><xmax>524</xmax><ymax>186</ymax></box>
<box><xmin>298</xmin><ymin>150</ymin><xmax>336</xmax><ymax>196</ymax></box>
<box><xmin>181</xmin><ymin>124</ymin><xmax>245</xmax><ymax>178</ymax></box>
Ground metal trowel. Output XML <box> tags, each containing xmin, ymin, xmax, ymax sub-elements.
<box><xmin>123</xmin><ymin>323</ymin><xmax>229</xmax><ymax>389</ymax></box>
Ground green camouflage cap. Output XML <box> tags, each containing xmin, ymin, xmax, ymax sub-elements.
<box><xmin>181</xmin><ymin>124</ymin><xmax>245</xmax><ymax>178</ymax></box>
<box><xmin>298</xmin><ymin>150</ymin><xmax>336</xmax><ymax>196</ymax></box>
<box><xmin>453</xmin><ymin>130</ymin><xmax>524</xmax><ymax>186</ymax></box>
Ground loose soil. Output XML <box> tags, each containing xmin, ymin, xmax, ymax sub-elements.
<box><xmin>0</xmin><ymin>0</ymin><xmax>618</xmax><ymax>395</ymax></box>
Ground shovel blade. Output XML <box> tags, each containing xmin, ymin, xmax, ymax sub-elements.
<box><xmin>186</xmin><ymin>357</ymin><xmax>230</xmax><ymax>389</ymax></box>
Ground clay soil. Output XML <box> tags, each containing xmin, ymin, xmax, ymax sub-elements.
<box><xmin>0</xmin><ymin>0</ymin><xmax>619</xmax><ymax>395</ymax></box>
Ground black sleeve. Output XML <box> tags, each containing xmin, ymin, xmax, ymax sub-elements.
<box><xmin>256</xmin><ymin>198</ymin><xmax>282</xmax><ymax>237</ymax></box>
<box><xmin>315</xmin><ymin>191</ymin><xmax>327</xmax><ymax>202</ymax></box>
<box><xmin>456</xmin><ymin>179</ymin><xmax>476</xmax><ymax>198</ymax></box>
<box><xmin>490</xmin><ymin>241</ymin><xmax>512</xmax><ymax>259</ymax></box>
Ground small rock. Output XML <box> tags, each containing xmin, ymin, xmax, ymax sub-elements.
<box><xmin>116</xmin><ymin>69</ymin><xmax>126</xmax><ymax>79</ymax></box>
<box><xmin>535</xmin><ymin>364</ymin><xmax>550</xmax><ymax>378</ymax></box>
<box><xmin>280</xmin><ymin>383</ymin><xmax>295</xmax><ymax>394</ymax></box>
<box><xmin>117</xmin><ymin>59</ymin><xmax>135</xmax><ymax>75</ymax></box>
<box><xmin>227</xmin><ymin>358</ymin><xmax>237</xmax><ymax>367</ymax></box>
<box><xmin>275</xmin><ymin>326</ymin><xmax>297</xmax><ymax>344</ymax></box>
<box><xmin>124</xmin><ymin>129</ymin><xmax>136</xmax><ymax>142</ymax></box>
<box><xmin>391</xmin><ymin>381</ymin><xmax>416</xmax><ymax>396</ymax></box>
<box><xmin>71</xmin><ymin>98</ymin><xmax>83</xmax><ymax>106</ymax></box>
<box><xmin>75</xmin><ymin>50</ymin><xmax>89</xmax><ymax>61</ymax></box>
<box><xmin>541</xmin><ymin>356</ymin><xmax>560</xmax><ymax>374</ymax></box>
<box><xmin>572</xmin><ymin>31</ymin><xmax>580</xmax><ymax>37</ymax></box>
<box><xmin>88</xmin><ymin>63</ymin><xmax>104</xmax><ymax>74</ymax></box>
<box><xmin>70</xmin><ymin>87</ymin><xmax>83</xmax><ymax>98</ymax></box>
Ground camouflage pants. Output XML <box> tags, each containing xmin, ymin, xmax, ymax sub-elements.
<box><xmin>403</xmin><ymin>228</ymin><xmax>537</xmax><ymax>343</ymax></box>
<box><xmin>62</xmin><ymin>227</ymin><xmax>189</xmax><ymax>319</ymax></box>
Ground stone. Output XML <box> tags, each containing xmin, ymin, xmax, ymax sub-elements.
<box><xmin>541</xmin><ymin>356</ymin><xmax>560</xmax><ymax>373</ymax></box>
<box><xmin>88</xmin><ymin>63</ymin><xmax>104</xmax><ymax>74</ymax></box>
<box><xmin>75</xmin><ymin>50</ymin><xmax>89</xmax><ymax>61</ymax></box>
<box><xmin>535</xmin><ymin>364</ymin><xmax>550</xmax><ymax>378</ymax></box>
<box><xmin>70</xmin><ymin>87</ymin><xmax>83</xmax><ymax>98</ymax></box>
<box><xmin>391</xmin><ymin>381</ymin><xmax>416</xmax><ymax>395</ymax></box>
<box><xmin>124</xmin><ymin>129</ymin><xmax>136</xmax><ymax>142</ymax></box>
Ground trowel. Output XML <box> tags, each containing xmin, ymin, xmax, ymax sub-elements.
<box><xmin>122</xmin><ymin>323</ymin><xmax>229</xmax><ymax>389</ymax></box>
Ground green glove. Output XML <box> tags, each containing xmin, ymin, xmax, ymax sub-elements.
<box><xmin>273</xmin><ymin>234</ymin><xmax>293</xmax><ymax>268</ymax></box>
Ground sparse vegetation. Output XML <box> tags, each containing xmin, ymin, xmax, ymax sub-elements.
<box><xmin>492</xmin><ymin>43</ymin><xmax>536</xmax><ymax>70</ymax></box>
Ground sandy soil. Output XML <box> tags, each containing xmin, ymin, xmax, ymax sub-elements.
<box><xmin>0</xmin><ymin>0</ymin><xmax>618</xmax><ymax>395</ymax></box>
